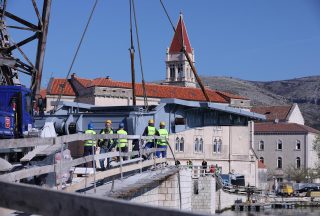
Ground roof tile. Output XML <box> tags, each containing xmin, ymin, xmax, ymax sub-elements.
<box><xmin>255</xmin><ymin>122</ymin><xmax>319</xmax><ymax>134</ymax></box>
<box><xmin>251</xmin><ymin>105</ymin><xmax>292</xmax><ymax>121</ymax></box>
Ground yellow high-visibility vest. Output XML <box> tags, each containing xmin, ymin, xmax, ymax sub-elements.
<box><xmin>117</xmin><ymin>129</ymin><xmax>128</xmax><ymax>148</ymax></box>
<box><xmin>100</xmin><ymin>128</ymin><xmax>114</xmax><ymax>144</ymax></box>
<box><xmin>147</xmin><ymin>126</ymin><xmax>156</xmax><ymax>142</ymax></box>
<box><xmin>84</xmin><ymin>129</ymin><xmax>97</xmax><ymax>146</ymax></box>
<box><xmin>157</xmin><ymin>129</ymin><xmax>168</xmax><ymax>146</ymax></box>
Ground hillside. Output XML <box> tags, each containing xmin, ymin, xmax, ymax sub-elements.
<box><xmin>202</xmin><ymin>76</ymin><xmax>320</xmax><ymax>130</ymax></box>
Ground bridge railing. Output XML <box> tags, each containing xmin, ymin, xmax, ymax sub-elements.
<box><xmin>0</xmin><ymin>133</ymin><xmax>170</xmax><ymax>192</ymax></box>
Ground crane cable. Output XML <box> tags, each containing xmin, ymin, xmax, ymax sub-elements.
<box><xmin>53</xmin><ymin>0</ymin><xmax>98</xmax><ymax>112</ymax></box>
<box><xmin>131</xmin><ymin>0</ymin><xmax>148</xmax><ymax>110</ymax></box>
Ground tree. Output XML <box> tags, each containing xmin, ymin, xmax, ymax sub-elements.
<box><xmin>284</xmin><ymin>164</ymin><xmax>319</xmax><ymax>183</ymax></box>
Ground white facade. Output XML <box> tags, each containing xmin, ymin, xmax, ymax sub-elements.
<box><xmin>287</xmin><ymin>103</ymin><xmax>305</xmax><ymax>125</ymax></box>
<box><xmin>167</xmin><ymin>123</ymin><xmax>259</xmax><ymax>186</ymax></box>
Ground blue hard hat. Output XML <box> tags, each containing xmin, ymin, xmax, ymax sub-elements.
<box><xmin>88</xmin><ymin>123</ymin><xmax>94</xmax><ymax>130</ymax></box>
<box><xmin>119</xmin><ymin>123</ymin><xmax>124</xmax><ymax>128</ymax></box>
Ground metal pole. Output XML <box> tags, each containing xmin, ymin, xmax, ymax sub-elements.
<box><xmin>59</xmin><ymin>140</ymin><xmax>64</xmax><ymax>190</ymax></box>
<box><xmin>129</xmin><ymin>0</ymin><xmax>136</xmax><ymax>106</ymax></box>
<box><xmin>119</xmin><ymin>145</ymin><xmax>123</xmax><ymax>181</ymax></box>
<box><xmin>92</xmin><ymin>144</ymin><xmax>96</xmax><ymax>193</ymax></box>
<box><xmin>139</xmin><ymin>136</ymin><xmax>142</xmax><ymax>174</ymax></box>
<box><xmin>33</xmin><ymin>0</ymin><xmax>52</xmax><ymax>98</ymax></box>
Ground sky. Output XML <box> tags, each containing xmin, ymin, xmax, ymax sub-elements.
<box><xmin>6</xmin><ymin>0</ymin><xmax>320</xmax><ymax>87</ymax></box>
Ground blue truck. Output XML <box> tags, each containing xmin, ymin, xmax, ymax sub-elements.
<box><xmin>0</xmin><ymin>85</ymin><xmax>34</xmax><ymax>139</ymax></box>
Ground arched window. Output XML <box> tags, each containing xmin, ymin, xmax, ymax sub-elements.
<box><xmin>296</xmin><ymin>140</ymin><xmax>301</xmax><ymax>150</ymax></box>
<box><xmin>169</xmin><ymin>64</ymin><xmax>175</xmax><ymax>79</ymax></box>
<box><xmin>194</xmin><ymin>138</ymin><xmax>199</xmax><ymax>152</ymax></box>
<box><xmin>175</xmin><ymin>137</ymin><xmax>180</xmax><ymax>152</ymax></box>
<box><xmin>217</xmin><ymin>139</ymin><xmax>222</xmax><ymax>153</ymax></box>
<box><xmin>213</xmin><ymin>138</ymin><xmax>218</xmax><ymax>153</ymax></box>
<box><xmin>199</xmin><ymin>138</ymin><xmax>203</xmax><ymax>152</ymax></box>
<box><xmin>296</xmin><ymin>157</ymin><xmax>301</xmax><ymax>169</ymax></box>
<box><xmin>259</xmin><ymin>140</ymin><xmax>264</xmax><ymax>151</ymax></box>
<box><xmin>180</xmin><ymin>137</ymin><xmax>184</xmax><ymax>152</ymax></box>
<box><xmin>259</xmin><ymin>157</ymin><xmax>264</xmax><ymax>164</ymax></box>
<box><xmin>277</xmin><ymin>157</ymin><xmax>282</xmax><ymax>169</ymax></box>
<box><xmin>277</xmin><ymin>140</ymin><xmax>282</xmax><ymax>150</ymax></box>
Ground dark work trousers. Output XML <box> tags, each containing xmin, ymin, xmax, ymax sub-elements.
<box><xmin>83</xmin><ymin>146</ymin><xmax>96</xmax><ymax>167</ymax></box>
<box><xmin>117</xmin><ymin>146</ymin><xmax>128</xmax><ymax>161</ymax></box>
<box><xmin>99</xmin><ymin>146</ymin><xmax>111</xmax><ymax>169</ymax></box>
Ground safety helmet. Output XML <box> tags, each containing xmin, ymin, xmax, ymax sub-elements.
<box><xmin>148</xmin><ymin>119</ymin><xmax>154</xmax><ymax>124</ymax></box>
<box><xmin>119</xmin><ymin>123</ymin><xmax>125</xmax><ymax>128</ymax></box>
<box><xmin>160</xmin><ymin>121</ymin><xmax>165</xmax><ymax>126</ymax></box>
<box><xmin>105</xmin><ymin>120</ymin><xmax>112</xmax><ymax>124</ymax></box>
<box><xmin>88</xmin><ymin>123</ymin><xmax>94</xmax><ymax>130</ymax></box>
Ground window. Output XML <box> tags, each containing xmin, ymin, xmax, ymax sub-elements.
<box><xmin>213</xmin><ymin>138</ymin><xmax>222</xmax><ymax>153</ymax></box>
<box><xmin>199</xmin><ymin>138</ymin><xmax>203</xmax><ymax>152</ymax></box>
<box><xmin>178</xmin><ymin>64</ymin><xmax>183</xmax><ymax>79</ymax></box>
<box><xmin>194</xmin><ymin>137</ymin><xmax>203</xmax><ymax>153</ymax></box>
<box><xmin>277</xmin><ymin>157</ymin><xmax>282</xmax><ymax>169</ymax></box>
<box><xmin>277</xmin><ymin>140</ymin><xmax>282</xmax><ymax>150</ymax></box>
<box><xmin>175</xmin><ymin>137</ymin><xmax>184</xmax><ymax>152</ymax></box>
<box><xmin>259</xmin><ymin>157</ymin><xmax>264</xmax><ymax>164</ymax></box>
<box><xmin>296</xmin><ymin>157</ymin><xmax>301</xmax><ymax>169</ymax></box>
<box><xmin>259</xmin><ymin>140</ymin><xmax>264</xmax><ymax>151</ymax></box>
<box><xmin>170</xmin><ymin>64</ymin><xmax>175</xmax><ymax>79</ymax></box>
<box><xmin>180</xmin><ymin>137</ymin><xmax>184</xmax><ymax>152</ymax></box>
<box><xmin>194</xmin><ymin>138</ymin><xmax>199</xmax><ymax>152</ymax></box>
<box><xmin>213</xmin><ymin>138</ymin><xmax>217</xmax><ymax>153</ymax></box>
<box><xmin>217</xmin><ymin>139</ymin><xmax>222</xmax><ymax>153</ymax></box>
<box><xmin>175</xmin><ymin>137</ymin><xmax>180</xmax><ymax>152</ymax></box>
<box><xmin>296</xmin><ymin>140</ymin><xmax>301</xmax><ymax>150</ymax></box>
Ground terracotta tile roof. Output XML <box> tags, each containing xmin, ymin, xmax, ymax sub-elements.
<box><xmin>251</xmin><ymin>105</ymin><xmax>292</xmax><ymax>121</ymax></box>
<box><xmin>40</xmin><ymin>89</ymin><xmax>46</xmax><ymax>98</ymax></box>
<box><xmin>169</xmin><ymin>14</ymin><xmax>192</xmax><ymax>54</ymax></box>
<box><xmin>255</xmin><ymin>122</ymin><xmax>319</xmax><ymax>134</ymax></box>
<box><xmin>47</xmin><ymin>78</ymin><xmax>76</xmax><ymax>96</ymax></box>
<box><xmin>50</xmin><ymin>75</ymin><xmax>247</xmax><ymax>103</ymax></box>
<box><xmin>258</xmin><ymin>161</ymin><xmax>266</xmax><ymax>169</ymax></box>
<box><xmin>86</xmin><ymin>78</ymin><xmax>228</xmax><ymax>103</ymax></box>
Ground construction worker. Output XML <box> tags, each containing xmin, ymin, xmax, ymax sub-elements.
<box><xmin>98</xmin><ymin>120</ymin><xmax>114</xmax><ymax>170</ymax></box>
<box><xmin>116</xmin><ymin>123</ymin><xmax>128</xmax><ymax>161</ymax></box>
<box><xmin>142</xmin><ymin>119</ymin><xmax>157</xmax><ymax>150</ymax></box>
<box><xmin>83</xmin><ymin>123</ymin><xmax>96</xmax><ymax>167</ymax></box>
<box><xmin>156</xmin><ymin>121</ymin><xmax>169</xmax><ymax>158</ymax></box>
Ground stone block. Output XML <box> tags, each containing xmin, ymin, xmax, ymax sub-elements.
<box><xmin>158</xmin><ymin>194</ymin><xmax>166</xmax><ymax>201</ymax></box>
<box><xmin>166</xmin><ymin>194</ymin><xmax>172</xmax><ymax>200</ymax></box>
<box><xmin>159</xmin><ymin>187</ymin><xmax>167</xmax><ymax>194</ymax></box>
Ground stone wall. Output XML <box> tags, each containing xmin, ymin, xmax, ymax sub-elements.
<box><xmin>130</xmin><ymin>168</ymin><xmax>192</xmax><ymax>211</ymax></box>
<box><xmin>215</xmin><ymin>189</ymin><xmax>246</xmax><ymax>212</ymax></box>
<box><xmin>191</xmin><ymin>176</ymin><xmax>216</xmax><ymax>214</ymax></box>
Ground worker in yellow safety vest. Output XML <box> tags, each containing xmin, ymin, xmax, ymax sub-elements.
<box><xmin>116</xmin><ymin>123</ymin><xmax>128</xmax><ymax>161</ymax></box>
<box><xmin>98</xmin><ymin>119</ymin><xmax>114</xmax><ymax>170</ymax></box>
<box><xmin>83</xmin><ymin>123</ymin><xmax>96</xmax><ymax>167</ymax></box>
<box><xmin>155</xmin><ymin>121</ymin><xmax>169</xmax><ymax>158</ymax></box>
<box><xmin>142</xmin><ymin>119</ymin><xmax>157</xmax><ymax>149</ymax></box>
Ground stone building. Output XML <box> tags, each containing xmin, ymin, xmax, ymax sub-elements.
<box><xmin>252</xmin><ymin>104</ymin><xmax>319</xmax><ymax>183</ymax></box>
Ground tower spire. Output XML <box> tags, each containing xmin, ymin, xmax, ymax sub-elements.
<box><xmin>165</xmin><ymin>13</ymin><xmax>196</xmax><ymax>88</ymax></box>
<box><xmin>169</xmin><ymin>13</ymin><xmax>192</xmax><ymax>54</ymax></box>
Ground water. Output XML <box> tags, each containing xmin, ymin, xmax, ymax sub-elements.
<box><xmin>218</xmin><ymin>208</ymin><xmax>320</xmax><ymax>216</ymax></box>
